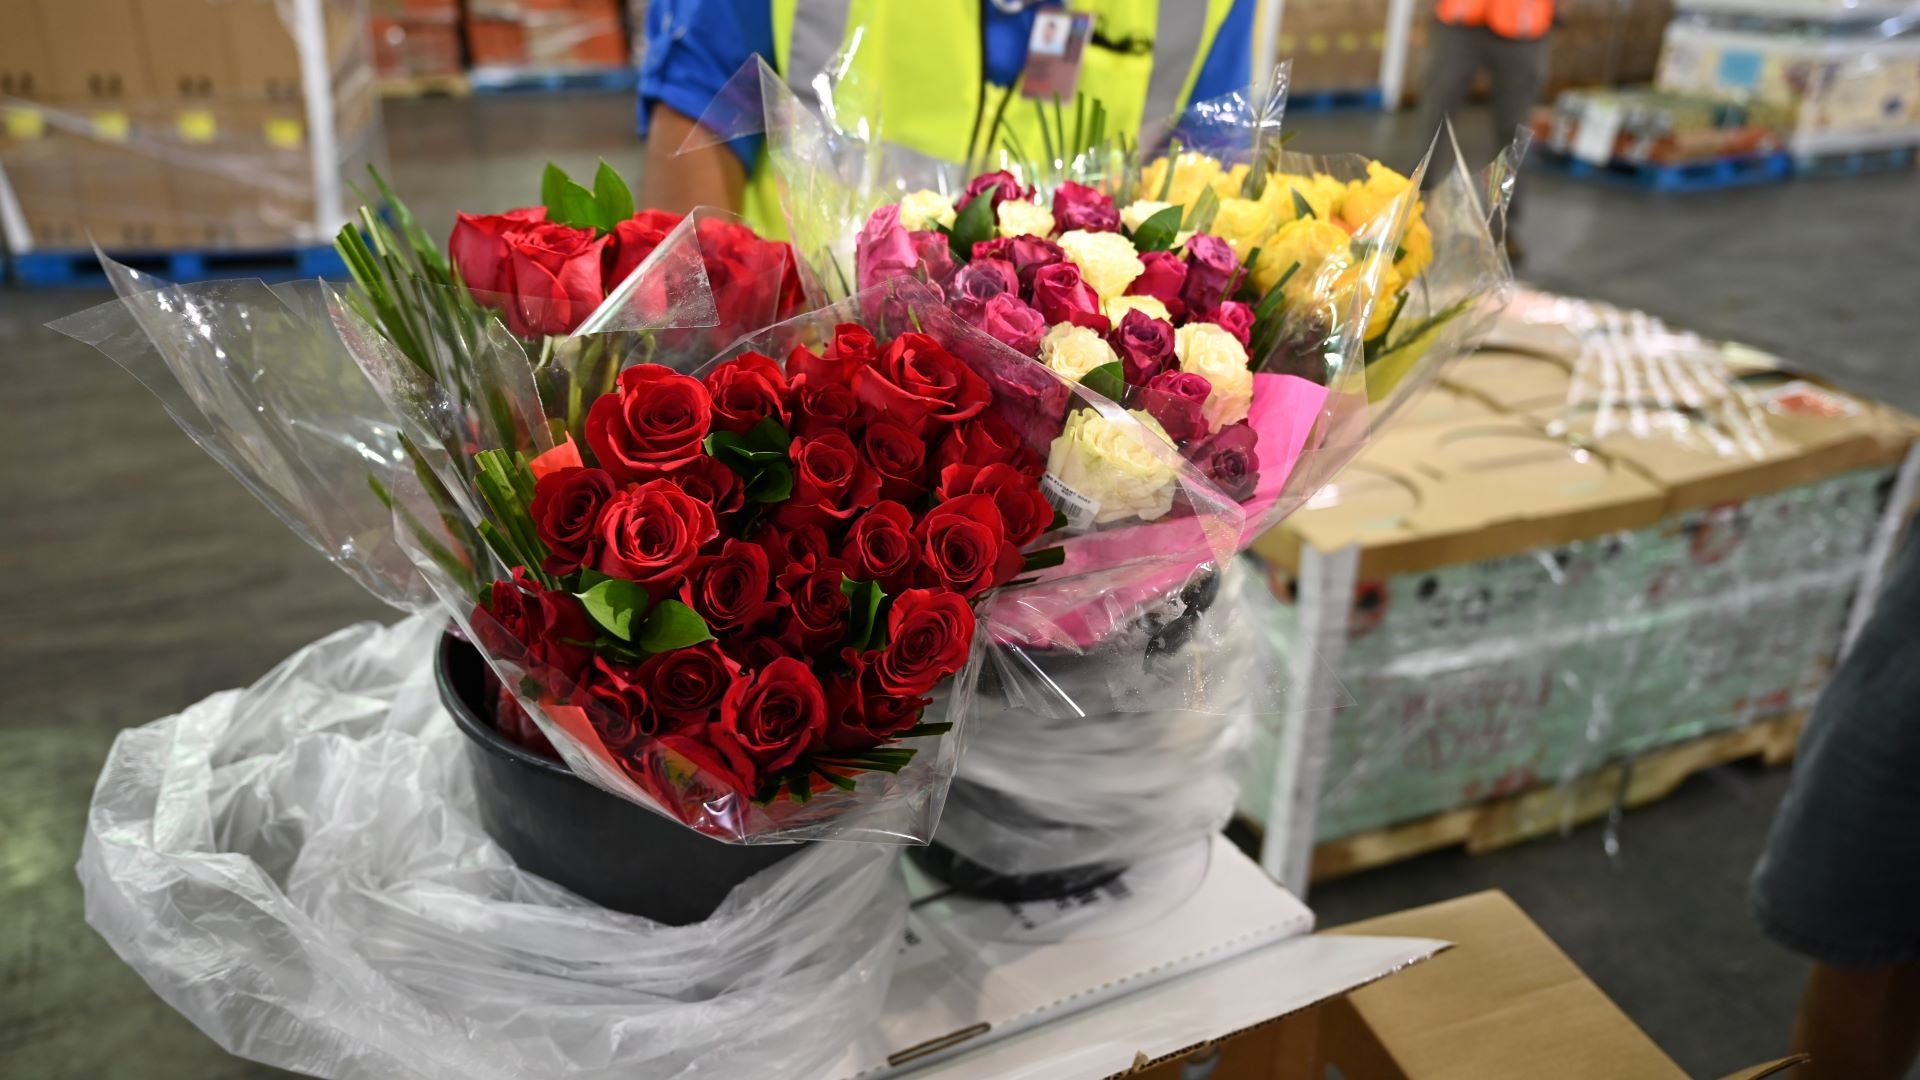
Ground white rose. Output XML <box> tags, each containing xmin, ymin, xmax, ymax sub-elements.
<box><xmin>1121</xmin><ymin>199</ymin><xmax>1174</xmax><ymax>233</ymax></box>
<box><xmin>996</xmin><ymin>198</ymin><xmax>1056</xmax><ymax>239</ymax></box>
<box><xmin>1176</xmin><ymin>322</ymin><xmax>1254</xmax><ymax>431</ymax></box>
<box><xmin>898</xmin><ymin>189</ymin><xmax>956</xmax><ymax>231</ymax></box>
<box><xmin>1045</xmin><ymin>408</ymin><xmax>1179</xmax><ymax>524</ymax></box>
<box><xmin>1040</xmin><ymin>322</ymin><xmax>1119</xmax><ymax>382</ymax></box>
<box><xmin>1103</xmin><ymin>293</ymin><xmax>1171</xmax><ymax>325</ymax></box>
<box><xmin>1057</xmin><ymin>229</ymin><xmax>1145</xmax><ymax>300</ymax></box>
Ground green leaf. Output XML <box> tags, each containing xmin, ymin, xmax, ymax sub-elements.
<box><xmin>899</xmin><ymin>721</ymin><xmax>954</xmax><ymax>739</ymax></box>
<box><xmin>1183</xmin><ymin>184</ymin><xmax>1220</xmax><ymax>234</ymax></box>
<box><xmin>593</xmin><ymin>160</ymin><xmax>635</xmax><ymax>224</ymax></box>
<box><xmin>743</xmin><ymin>461</ymin><xmax>794</xmax><ymax>503</ymax></box>
<box><xmin>1131</xmin><ymin>205</ymin><xmax>1185</xmax><ymax>253</ymax></box>
<box><xmin>744</xmin><ymin>417</ymin><xmax>792</xmax><ymax>453</ymax></box>
<box><xmin>843</xmin><ymin>578</ymin><xmax>889</xmax><ymax>652</ymax></box>
<box><xmin>1290</xmin><ymin>187</ymin><xmax>1316</xmax><ymax>221</ymax></box>
<box><xmin>1080</xmin><ymin>360</ymin><xmax>1127</xmax><ymax>404</ymax></box>
<box><xmin>1156</xmin><ymin>137</ymin><xmax>1183</xmax><ymax>200</ymax></box>
<box><xmin>1048</xmin><ymin>508</ymin><xmax>1069</xmax><ymax>533</ymax></box>
<box><xmin>636</xmin><ymin>599</ymin><xmax>714</xmax><ymax>653</ymax></box>
<box><xmin>542</xmin><ymin>163</ymin><xmax>609</xmax><ymax>232</ymax></box>
<box><xmin>579</xmin><ymin>577</ymin><xmax>650</xmax><ymax>641</ymax></box>
<box><xmin>1021</xmin><ymin>545</ymin><xmax>1067</xmax><ymax>573</ymax></box>
<box><xmin>813</xmin><ymin>766</ymin><xmax>859</xmax><ymax>792</ymax></box>
<box><xmin>949</xmin><ymin>190</ymin><xmax>997</xmax><ymax>262</ymax></box>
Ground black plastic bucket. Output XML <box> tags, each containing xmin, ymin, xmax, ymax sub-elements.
<box><xmin>435</xmin><ymin>631</ymin><xmax>802</xmax><ymax>925</ymax></box>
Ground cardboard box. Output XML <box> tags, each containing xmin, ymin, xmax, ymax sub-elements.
<box><xmin>1444</xmin><ymin>348</ymin><xmax>1575</xmax><ymax>414</ymax></box>
<box><xmin>140</xmin><ymin>0</ymin><xmax>238</xmax><ymax>99</ymax></box>
<box><xmin>36</xmin><ymin>0</ymin><xmax>154</xmax><ymax>101</ymax></box>
<box><xmin>0</xmin><ymin>0</ymin><xmax>57</xmax><ymax>100</ymax></box>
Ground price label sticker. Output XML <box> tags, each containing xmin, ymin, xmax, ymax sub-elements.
<box><xmin>1040</xmin><ymin>472</ymin><xmax>1101</xmax><ymax>533</ymax></box>
<box><xmin>3</xmin><ymin>106</ymin><xmax>45</xmax><ymax>140</ymax></box>
<box><xmin>264</xmin><ymin>117</ymin><xmax>305</xmax><ymax>149</ymax></box>
<box><xmin>91</xmin><ymin>110</ymin><xmax>131</xmax><ymax>142</ymax></box>
<box><xmin>176</xmin><ymin>109</ymin><xmax>217</xmax><ymax>143</ymax></box>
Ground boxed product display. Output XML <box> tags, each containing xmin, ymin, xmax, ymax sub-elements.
<box><xmin>465</xmin><ymin>0</ymin><xmax>627</xmax><ymax>74</ymax></box>
<box><xmin>1400</xmin><ymin>0</ymin><xmax>1676</xmax><ymax>104</ymax></box>
<box><xmin>1538</xmin><ymin>86</ymin><xmax>1791</xmax><ymax>165</ymax></box>
<box><xmin>371</xmin><ymin>0</ymin><xmax>463</xmax><ymax>82</ymax></box>
<box><xmin>1239</xmin><ymin>292</ymin><xmax>1920</xmax><ymax>886</ymax></box>
<box><xmin>0</xmin><ymin>0</ymin><xmax>379</xmax><ymax>257</ymax></box>
<box><xmin>1276</xmin><ymin>0</ymin><xmax>1389</xmax><ymax>94</ymax></box>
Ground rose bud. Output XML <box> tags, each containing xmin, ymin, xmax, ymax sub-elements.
<box><xmin>1184</xmin><ymin>420</ymin><xmax>1262</xmax><ymax>502</ymax></box>
<box><xmin>913</xmin><ymin>493</ymin><xmax>1022</xmax><ymax>597</ymax></box>
<box><xmin>950</xmin><ymin>258</ymin><xmax>1019</xmax><ymax>321</ymax></box>
<box><xmin>1110</xmin><ymin>308</ymin><xmax>1176</xmax><ymax>386</ymax></box>
<box><xmin>473</xmin><ymin>569</ymin><xmax>598</xmax><ymax>685</ymax></box>
<box><xmin>853</xmin><ymin>332</ymin><xmax>992</xmax><ymax>436</ymax></box>
<box><xmin>637</xmin><ymin>640</ymin><xmax>740</xmax><ymax>729</ymax></box>
<box><xmin>594</xmin><ymin>479</ymin><xmax>719</xmax><ymax>592</ymax></box>
<box><xmin>1139</xmin><ymin>371</ymin><xmax>1214</xmax><ymax>445</ymax></box>
<box><xmin>530</xmin><ymin>466</ymin><xmax>616</xmax><ymax>574</ymax></box>
<box><xmin>663</xmin><ymin>455</ymin><xmax>744</xmax><ymax>519</ymax></box>
<box><xmin>793</xmin><ymin>378</ymin><xmax>862</xmax><ymax>441</ymax></box>
<box><xmin>586</xmin><ymin>364</ymin><xmax>714</xmax><ymax>482</ymax></box>
<box><xmin>603</xmin><ymin>208</ymin><xmax>684</xmax><ymax>289</ymax></box>
<box><xmin>1030</xmin><ymin>262</ymin><xmax>1111</xmax><ymax>334</ymax></box>
<box><xmin>932</xmin><ymin>412</ymin><xmax>1045</xmax><ymax>479</ymax></box>
<box><xmin>580</xmin><ymin>656</ymin><xmax>659</xmax><ymax>752</ymax></box>
<box><xmin>825</xmin><ymin>650</ymin><xmax>934</xmax><ymax>751</ymax></box>
<box><xmin>937</xmin><ymin>463</ymin><xmax>1055</xmax><ymax>547</ymax></box>
<box><xmin>873</xmin><ymin>588</ymin><xmax>977</xmax><ymax>696</ymax></box>
<box><xmin>972</xmin><ymin>294</ymin><xmax>1047</xmax><ymax>357</ymax></box>
<box><xmin>1201</xmin><ymin>299</ymin><xmax>1255</xmax><ymax>348</ymax></box>
<box><xmin>712</xmin><ymin>657</ymin><xmax>830</xmax><ymax>779</ymax></box>
<box><xmin>1181</xmin><ymin>233</ymin><xmax>1245</xmax><ymax>316</ymax></box>
<box><xmin>961</xmin><ymin>169</ymin><xmax>1032</xmax><ymax>211</ymax></box>
<box><xmin>704</xmin><ymin>351</ymin><xmax>790</xmax><ymax>435</ymax></box>
<box><xmin>975</xmin><ymin>234</ymin><xmax>1067</xmax><ymax>288</ymax></box>
<box><xmin>720</xmin><ymin>634</ymin><xmax>793</xmax><ymax>673</ymax></box>
<box><xmin>687</xmin><ymin>539</ymin><xmax>777</xmax><ymax>633</ymax></box>
<box><xmin>776</xmin><ymin>559</ymin><xmax>853</xmax><ymax>653</ymax></box>
<box><xmin>856</xmin><ymin>203</ymin><xmax>919</xmax><ymax>293</ymax></box>
<box><xmin>1052</xmin><ymin>181</ymin><xmax>1121</xmax><ymax>233</ymax></box>
<box><xmin>755</xmin><ymin>523</ymin><xmax>831</xmax><ymax>571</ymax></box>
<box><xmin>861</xmin><ymin>419</ymin><xmax>930</xmax><ymax>502</ymax></box>
<box><xmin>781</xmin><ymin>430</ymin><xmax>881</xmax><ymax>527</ymax></box>
<box><xmin>1128</xmin><ymin>250</ymin><xmax>1189</xmax><ymax>320</ymax></box>
<box><xmin>501</xmin><ymin>222</ymin><xmax>609</xmax><ymax>338</ymax></box>
<box><xmin>450</xmin><ymin>206</ymin><xmax>545</xmax><ymax>296</ymax></box>
<box><xmin>911</xmin><ymin>230</ymin><xmax>958</xmax><ymax>290</ymax></box>
<box><xmin>839</xmin><ymin>502</ymin><xmax>919</xmax><ymax>591</ymax></box>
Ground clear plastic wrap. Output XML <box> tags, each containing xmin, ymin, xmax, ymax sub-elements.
<box><xmin>78</xmin><ymin>614</ymin><xmax>906</xmax><ymax>1080</ymax></box>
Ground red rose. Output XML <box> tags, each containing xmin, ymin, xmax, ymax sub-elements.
<box><xmin>449</xmin><ymin>206</ymin><xmax>545</xmax><ymax>296</ymax></box>
<box><xmin>793</xmin><ymin>379</ymin><xmax>861</xmax><ymax>441</ymax></box>
<box><xmin>704</xmin><ymin>351</ymin><xmax>791</xmax><ymax>435</ymax></box>
<box><xmin>873</xmin><ymin>588</ymin><xmax>977</xmax><ymax>696</ymax></box>
<box><xmin>492</xmin><ymin>679</ymin><xmax>556</xmax><ymax>757</ymax></box>
<box><xmin>637</xmin><ymin>640</ymin><xmax>740</xmax><ymax>728</ymax></box>
<box><xmin>473</xmin><ymin>569</ymin><xmax>596</xmax><ymax>684</ymax></box>
<box><xmin>531</xmin><ymin>466</ymin><xmax>616</xmax><ymax>574</ymax></box>
<box><xmin>653</xmin><ymin>731</ymin><xmax>756</xmax><ymax>801</ymax></box>
<box><xmin>503</xmin><ymin>222</ymin><xmax>609</xmax><ymax>338</ymax></box>
<box><xmin>755</xmin><ymin>523</ymin><xmax>831</xmax><ymax>571</ymax></box>
<box><xmin>664</xmin><ymin>455</ymin><xmax>743</xmax><ymax>518</ymax></box>
<box><xmin>781</xmin><ymin>430</ymin><xmax>880</xmax><ymax>526</ymax></box>
<box><xmin>604</xmin><ymin>208</ymin><xmax>684</xmax><ymax>288</ymax></box>
<box><xmin>937</xmin><ymin>463</ymin><xmax>1054</xmax><ymax>547</ymax></box>
<box><xmin>1128</xmin><ymin>250</ymin><xmax>1189</xmax><ymax>319</ymax></box>
<box><xmin>1140</xmin><ymin>370</ymin><xmax>1213</xmax><ymax>445</ymax></box>
<box><xmin>1200</xmin><ymin>299</ymin><xmax>1255</xmax><ymax>348</ymax></box>
<box><xmin>932</xmin><ymin>413</ymin><xmax>1045</xmax><ymax>480</ymax></box>
<box><xmin>913</xmin><ymin>494</ymin><xmax>1022</xmax><ymax>597</ymax></box>
<box><xmin>585</xmin><ymin>365</ymin><xmax>713</xmax><ymax>482</ymax></box>
<box><xmin>1110</xmin><ymin>308</ymin><xmax>1176</xmax><ymax>386</ymax></box>
<box><xmin>698</xmin><ymin>217</ymin><xmax>805</xmax><ymax>333</ymax></box>
<box><xmin>860</xmin><ymin>419</ymin><xmax>929</xmax><ymax>502</ymax></box>
<box><xmin>595</xmin><ymin>479</ymin><xmax>719</xmax><ymax>591</ymax></box>
<box><xmin>776</xmin><ymin>559</ymin><xmax>852</xmax><ymax>652</ymax></box>
<box><xmin>688</xmin><ymin>538</ymin><xmax>777</xmax><ymax>633</ymax></box>
<box><xmin>961</xmin><ymin>170</ymin><xmax>1032</xmax><ymax>210</ymax></box>
<box><xmin>1181</xmin><ymin>234</ymin><xmax>1244</xmax><ymax>317</ymax></box>
<box><xmin>713</xmin><ymin>657</ymin><xmax>828</xmax><ymax>779</ymax></box>
<box><xmin>720</xmin><ymin>633</ymin><xmax>794</xmax><ymax>673</ymax></box>
<box><xmin>1184</xmin><ymin>420</ymin><xmax>1262</xmax><ymax>502</ymax></box>
<box><xmin>1030</xmin><ymin>261</ymin><xmax>1110</xmax><ymax>334</ymax></box>
<box><xmin>974</xmin><ymin>235</ymin><xmax>1065</xmax><ymax>289</ymax></box>
<box><xmin>839</xmin><ymin>502</ymin><xmax>918</xmax><ymax>591</ymax></box>
<box><xmin>581</xmin><ymin>656</ymin><xmax>657</xmax><ymax>750</ymax></box>
<box><xmin>1052</xmin><ymin>181</ymin><xmax>1120</xmax><ymax>232</ymax></box>
<box><xmin>824</xmin><ymin>650</ymin><xmax>931</xmax><ymax>751</ymax></box>
<box><xmin>853</xmin><ymin>332</ymin><xmax>991</xmax><ymax>436</ymax></box>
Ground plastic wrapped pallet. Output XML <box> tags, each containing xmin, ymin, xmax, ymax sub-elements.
<box><xmin>1238</xmin><ymin>292</ymin><xmax>1920</xmax><ymax>889</ymax></box>
<box><xmin>0</xmin><ymin>0</ymin><xmax>380</xmax><ymax>262</ymax></box>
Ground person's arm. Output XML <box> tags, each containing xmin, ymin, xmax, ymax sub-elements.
<box><xmin>641</xmin><ymin>104</ymin><xmax>747</xmax><ymax>215</ymax></box>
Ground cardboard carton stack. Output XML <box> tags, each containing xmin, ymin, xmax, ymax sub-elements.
<box><xmin>1238</xmin><ymin>298</ymin><xmax>1918</xmax><ymax>850</ymax></box>
<box><xmin>465</xmin><ymin>0</ymin><xmax>626</xmax><ymax>77</ymax></box>
<box><xmin>1403</xmin><ymin>0</ymin><xmax>1674</xmax><ymax>102</ymax></box>
<box><xmin>1277</xmin><ymin>0</ymin><xmax>1388</xmax><ymax>95</ymax></box>
<box><xmin>371</xmin><ymin>0</ymin><xmax>463</xmax><ymax>83</ymax></box>
<box><xmin>0</xmin><ymin>0</ymin><xmax>378</xmax><ymax>255</ymax></box>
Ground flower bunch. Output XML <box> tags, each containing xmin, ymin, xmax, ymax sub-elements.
<box><xmin>469</xmin><ymin>323</ymin><xmax>1059</xmax><ymax>808</ymax></box>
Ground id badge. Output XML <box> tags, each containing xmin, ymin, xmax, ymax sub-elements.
<box><xmin>1020</xmin><ymin>9</ymin><xmax>1093</xmax><ymax>101</ymax></box>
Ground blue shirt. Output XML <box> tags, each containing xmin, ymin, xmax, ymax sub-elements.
<box><xmin>639</xmin><ymin>0</ymin><xmax>1255</xmax><ymax>167</ymax></box>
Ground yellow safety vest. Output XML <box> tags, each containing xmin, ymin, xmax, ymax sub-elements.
<box><xmin>746</xmin><ymin>0</ymin><xmax>1238</xmax><ymax>237</ymax></box>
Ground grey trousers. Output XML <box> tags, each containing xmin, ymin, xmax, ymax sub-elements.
<box><xmin>1419</xmin><ymin>22</ymin><xmax>1549</xmax><ymax>215</ymax></box>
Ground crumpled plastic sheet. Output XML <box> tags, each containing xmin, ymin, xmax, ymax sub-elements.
<box><xmin>934</xmin><ymin>559</ymin><xmax>1281</xmax><ymax>875</ymax></box>
<box><xmin>77</xmin><ymin>616</ymin><xmax>906</xmax><ymax>1080</ymax></box>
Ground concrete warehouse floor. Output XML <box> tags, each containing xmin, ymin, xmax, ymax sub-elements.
<box><xmin>2</xmin><ymin>93</ymin><xmax>1916</xmax><ymax>1079</ymax></box>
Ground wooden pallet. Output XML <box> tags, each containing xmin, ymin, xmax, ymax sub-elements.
<box><xmin>379</xmin><ymin>72</ymin><xmax>472</xmax><ymax>99</ymax></box>
<box><xmin>1306</xmin><ymin>712</ymin><xmax>1806</xmax><ymax>883</ymax></box>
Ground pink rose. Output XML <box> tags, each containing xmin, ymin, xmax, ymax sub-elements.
<box><xmin>1051</xmin><ymin>181</ymin><xmax>1120</xmax><ymax>232</ymax></box>
<box><xmin>961</xmin><ymin>170</ymin><xmax>1031</xmax><ymax>210</ymax></box>
<box><xmin>1128</xmin><ymin>250</ymin><xmax>1189</xmax><ymax>319</ymax></box>
<box><xmin>1202</xmin><ymin>299</ymin><xmax>1255</xmax><ymax>347</ymax></box>
<box><xmin>973</xmin><ymin>294</ymin><xmax>1046</xmax><ymax>356</ymax></box>
<box><xmin>1030</xmin><ymin>262</ymin><xmax>1109</xmax><ymax>334</ymax></box>
<box><xmin>973</xmin><ymin>235</ymin><xmax>1065</xmax><ymax>289</ymax></box>
<box><xmin>1140</xmin><ymin>370</ymin><xmax>1213</xmax><ymax>445</ymax></box>
<box><xmin>856</xmin><ymin>204</ymin><xmax>920</xmax><ymax>292</ymax></box>
<box><xmin>951</xmin><ymin>258</ymin><xmax>1018</xmax><ymax>322</ymax></box>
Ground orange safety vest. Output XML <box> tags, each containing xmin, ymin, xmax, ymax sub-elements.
<box><xmin>1435</xmin><ymin>0</ymin><xmax>1554</xmax><ymax>40</ymax></box>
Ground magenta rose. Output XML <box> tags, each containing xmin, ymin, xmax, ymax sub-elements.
<box><xmin>856</xmin><ymin>204</ymin><xmax>919</xmax><ymax>292</ymax></box>
<box><xmin>1109</xmin><ymin>309</ymin><xmax>1175</xmax><ymax>386</ymax></box>
<box><xmin>1051</xmin><ymin>181</ymin><xmax>1120</xmax><ymax>233</ymax></box>
<box><xmin>973</xmin><ymin>294</ymin><xmax>1046</xmax><ymax>356</ymax></box>
<box><xmin>1129</xmin><ymin>250</ymin><xmax>1189</xmax><ymax>319</ymax></box>
<box><xmin>972</xmin><ymin>235</ymin><xmax>1065</xmax><ymax>288</ymax></box>
<box><xmin>1181</xmin><ymin>234</ymin><xmax>1244</xmax><ymax>316</ymax></box>
<box><xmin>1202</xmin><ymin>299</ymin><xmax>1255</xmax><ymax>347</ymax></box>
<box><xmin>912</xmin><ymin>230</ymin><xmax>958</xmax><ymax>291</ymax></box>
<box><xmin>1140</xmin><ymin>371</ymin><xmax>1213</xmax><ymax>445</ymax></box>
<box><xmin>961</xmin><ymin>170</ymin><xmax>1031</xmax><ymax>210</ymax></box>
<box><xmin>951</xmin><ymin>258</ymin><xmax>1019</xmax><ymax>321</ymax></box>
<box><xmin>1184</xmin><ymin>420</ymin><xmax>1261</xmax><ymax>501</ymax></box>
<box><xmin>1030</xmin><ymin>262</ymin><xmax>1109</xmax><ymax>334</ymax></box>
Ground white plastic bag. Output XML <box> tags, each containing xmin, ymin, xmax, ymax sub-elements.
<box><xmin>77</xmin><ymin>616</ymin><xmax>906</xmax><ymax>1080</ymax></box>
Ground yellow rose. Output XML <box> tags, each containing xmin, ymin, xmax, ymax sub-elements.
<box><xmin>1058</xmin><ymin>229</ymin><xmax>1145</xmax><ymax>300</ymax></box>
<box><xmin>1040</xmin><ymin>322</ymin><xmax>1120</xmax><ymax>382</ymax></box>
<box><xmin>1045</xmin><ymin>408</ymin><xmax>1179</xmax><ymax>524</ymax></box>
<box><xmin>1209</xmin><ymin>162</ymin><xmax>1253</xmax><ymax>199</ymax></box>
<box><xmin>1103</xmin><ymin>294</ymin><xmax>1172</xmax><ymax>324</ymax></box>
<box><xmin>1309</xmin><ymin>261</ymin><xmax>1405</xmax><ymax>341</ymax></box>
<box><xmin>997</xmin><ymin>198</ymin><xmax>1057</xmax><ymax>239</ymax></box>
<box><xmin>1395</xmin><ymin>214</ymin><xmax>1434</xmax><ymax>282</ymax></box>
<box><xmin>1209</xmin><ymin>196</ymin><xmax>1275</xmax><ymax>260</ymax></box>
<box><xmin>898</xmin><ymin>189</ymin><xmax>956</xmax><ymax>231</ymax></box>
<box><xmin>1140</xmin><ymin>151</ymin><xmax>1223</xmax><ymax>207</ymax></box>
<box><xmin>1259</xmin><ymin>172</ymin><xmax>1341</xmax><ymax>225</ymax></box>
<box><xmin>1335</xmin><ymin>160</ymin><xmax>1415</xmax><ymax>231</ymax></box>
<box><xmin>1175</xmin><ymin>322</ymin><xmax>1254</xmax><ymax>431</ymax></box>
<box><xmin>1252</xmin><ymin>217</ymin><xmax>1352</xmax><ymax>295</ymax></box>
<box><xmin>1121</xmin><ymin>198</ymin><xmax>1175</xmax><ymax>233</ymax></box>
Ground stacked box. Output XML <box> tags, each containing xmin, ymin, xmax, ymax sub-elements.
<box><xmin>1276</xmin><ymin>0</ymin><xmax>1387</xmax><ymax>94</ymax></box>
<box><xmin>465</xmin><ymin>0</ymin><xmax>626</xmax><ymax>73</ymax></box>
<box><xmin>371</xmin><ymin>0</ymin><xmax>463</xmax><ymax>82</ymax></box>
<box><xmin>0</xmin><ymin>0</ymin><xmax>379</xmax><ymax>255</ymax></box>
<box><xmin>1239</xmin><ymin>300</ymin><xmax>1918</xmax><ymax>843</ymax></box>
<box><xmin>1402</xmin><ymin>0</ymin><xmax>1674</xmax><ymax>102</ymax></box>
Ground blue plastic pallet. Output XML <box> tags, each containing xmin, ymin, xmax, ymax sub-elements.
<box><xmin>1791</xmin><ymin>145</ymin><xmax>1916</xmax><ymax>180</ymax></box>
<box><xmin>1533</xmin><ymin>148</ymin><xmax>1792</xmax><ymax>193</ymax></box>
<box><xmin>1288</xmin><ymin>87</ymin><xmax>1385</xmax><ymax>113</ymax></box>
<box><xmin>6</xmin><ymin>243</ymin><xmax>348</xmax><ymax>288</ymax></box>
<box><xmin>468</xmin><ymin>66</ymin><xmax>639</xmax><ymax>94</ymax></box>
